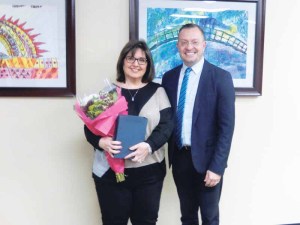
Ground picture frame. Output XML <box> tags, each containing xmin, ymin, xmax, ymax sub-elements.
<box><xmin>0</xmin><ymin>0</ymin><xmax>76</xmax><ymax>97</ymax></box>
<box><xmin>129</xmin><ymin>0</ymin><xmax>265</xmax><ymax>96</ymax></box>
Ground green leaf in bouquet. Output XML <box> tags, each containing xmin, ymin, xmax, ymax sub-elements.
<box><xmin>110</xmin><ymin>91</ymin><xmax>118</xmax><ymax>102</ymax></box>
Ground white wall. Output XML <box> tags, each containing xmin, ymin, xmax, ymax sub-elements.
<box><xmin>1</xmin><ymin>0</ymin><xmax>300</xmax><ymax>225</ymax></box>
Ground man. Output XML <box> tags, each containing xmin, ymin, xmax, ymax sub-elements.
<box><xmin>162</xmin><ymin>23</ymin><xmax>235</xmax><ymax>225</ymax></box>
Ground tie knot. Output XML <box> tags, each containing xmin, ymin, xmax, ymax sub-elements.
<box><xmin>185</xmin><ymin>67</ymin><xmax>192</xmax><ymax>76</ymax></box>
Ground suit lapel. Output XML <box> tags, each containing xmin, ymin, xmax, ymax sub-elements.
<box><xmin>192</xmin><ymin>60</ymin><xmax>211</xmax><ymax>124</ymax></box>
<box><xmin>170</xmin><ymin>65</ymin><xmax>182</xmax><ymax>108</ymax></box>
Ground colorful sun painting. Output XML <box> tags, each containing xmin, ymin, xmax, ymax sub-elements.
<box><xmin>0</xmin><ymin>15</ymin><xmax>58</xmax><ymax>79</ymax></box>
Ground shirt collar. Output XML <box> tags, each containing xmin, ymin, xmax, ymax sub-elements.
<box><xmin>182</xmin><ymin>57</ymin><xmax>204</xmax><ymax>75</ymax></box>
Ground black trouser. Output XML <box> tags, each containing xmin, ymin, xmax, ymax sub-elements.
<box><xmin>172</xmin><ymin>148</ymin><xmax>223</xmax><ymax>225</ymax></box>
<box><xmin>93</xmin><ymin>164</ymin><xmax>165</xmax><ymax>225</ymax></box>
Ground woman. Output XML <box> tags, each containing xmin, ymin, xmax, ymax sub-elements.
<box><xmin>84</xmin><ymin>40</ymin><xmax>173</xmax><ymax>225</ymax></box>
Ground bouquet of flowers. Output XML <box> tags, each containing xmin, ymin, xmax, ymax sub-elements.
<box><xmin>74</xmin><ymin>81</ymin><xmax>128</xmax><ymax>182</ymax></box>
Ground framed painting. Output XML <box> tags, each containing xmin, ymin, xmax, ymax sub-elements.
<box><xmin>0</xmin><ymin>0</ymin><xmax>75</xmax><ymax>97</ymax></box>
<box><xmin>129</xmin><ymin>0</ymin><xmax>265</xmax><ymax>96</ymax></box>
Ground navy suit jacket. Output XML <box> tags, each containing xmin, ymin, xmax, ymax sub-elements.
<box><xmin>162</xmin><ymin>60</ymin><xmax>235</xmax><ymax>175</ymax></box>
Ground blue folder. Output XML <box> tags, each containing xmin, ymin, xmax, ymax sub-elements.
<box><xmin>114</xmin><ymin>115</ymin><xmax>148</xmax><ymax>158</ymax></box>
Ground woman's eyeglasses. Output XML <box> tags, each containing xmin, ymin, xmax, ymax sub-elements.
<box><xmin>125</xmin><ymin>56</ymin><xmax>147</xmax><ymax>65</ymax></box>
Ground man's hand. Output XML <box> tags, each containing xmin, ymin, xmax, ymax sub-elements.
<box><xmin>204</xmin><ymin>170</ymin><xmax>221</xmax><ymax>187</ymax></box>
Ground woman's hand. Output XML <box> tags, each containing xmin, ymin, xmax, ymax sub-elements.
<box><xmin>99</xmin><ymin>137</ymin><xmax>122</xmax><ymax>157</ymax></box>
<box><xmin>124</xmin><ymin>142</ymin><xmax>151</xmax><ymax>163</ymax></box>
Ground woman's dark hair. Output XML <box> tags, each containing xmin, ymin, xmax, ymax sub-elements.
<box><xmin>116</xmin><ymin>40</ymin><xmax>155</xmax><ymax>83</ymax></box>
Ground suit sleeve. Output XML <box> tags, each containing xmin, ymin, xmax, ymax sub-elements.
<box><xmin>209</xmin><ymin>71</ymin><xmax>235</xmax><ymax>175</ymax></box>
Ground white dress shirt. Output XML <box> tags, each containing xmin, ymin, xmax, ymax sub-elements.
<box><xmin>177</xmin><ymin>58</ymin><xmax>204</xmax><ymax>146</ymax></box>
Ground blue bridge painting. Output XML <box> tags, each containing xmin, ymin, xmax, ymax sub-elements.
<box><xmin>146</xmin><ymin>7</ymin><xmax>249</xmax><ymax>81</ymax></box>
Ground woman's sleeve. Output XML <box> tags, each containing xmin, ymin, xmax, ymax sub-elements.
<box><xmin>84</xmin><ymin>125</ymin><xmax>101</xmax><ymax>150</ymax></box>
<box><xmin>145</xmin><ymin>88</ymin><xmax>174</xmax><ymax>152</ymax></box>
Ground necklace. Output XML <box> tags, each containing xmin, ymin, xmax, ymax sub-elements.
<box><xmin>127</xmin><ymin>89</ymin><xmax>139</xmax><ymax>101</ymax></box>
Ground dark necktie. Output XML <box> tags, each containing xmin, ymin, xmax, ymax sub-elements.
<box><xmin>176</xmin><ymin>67</ymin><xmax>192</xmax><ymax>149</ymax></box>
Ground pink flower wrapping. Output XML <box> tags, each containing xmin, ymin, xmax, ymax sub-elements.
<box><xmin>75</xmin><ymin>95</ymin><xmax>128</xmax><ymax>137</ymax></box>
<box><xmin>75</xmin><ymin>86</ymin><xmax>128</xmax><ymax>182</ymax></box>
